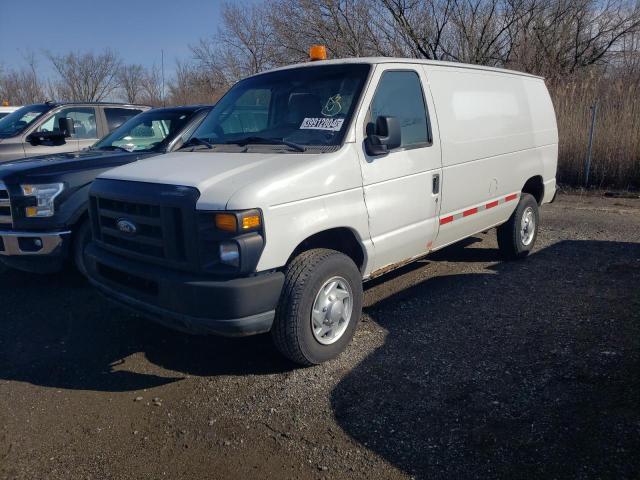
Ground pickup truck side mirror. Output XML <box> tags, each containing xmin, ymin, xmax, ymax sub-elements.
<box><xmin>58</xmin><ymin>117</ymin><xmax>75</xmax><ymax>138</ymax></box>
<box><xmin>27</xmin><ymin>131</ymin><xmax>67</xmax><ymax>146</ymax></box>
<box><xmin>365</xmin><ymin>116</ymin><xmax>401</xmax><ymax>156</ymax></box>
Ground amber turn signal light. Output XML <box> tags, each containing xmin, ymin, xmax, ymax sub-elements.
<box><xmin>215</xmin><ymin>213</ymin><xmax>237</xmax><ymax>232</ymax></box>
<box><xmin>241</xmin><ymin>214</ymin><xmax>261</xmax><ymax>230</ymax></box>
<box><xmin>309</xmin><ymin>45</ymin><xmax>327</xmax><ymax>61</ymax></box>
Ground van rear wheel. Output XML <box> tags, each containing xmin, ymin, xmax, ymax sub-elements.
<box><xmin>497</xmin><ymin>193</ymin><xmax>539</xmax><ymax>260</ymax></box>
<box><xmin>271</xmin><ymin>249</ymin><xmax>363</xmax><ymax>366</ymax></box>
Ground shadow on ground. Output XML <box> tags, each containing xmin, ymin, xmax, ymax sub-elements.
<box><xmin>0</xmin><ymin>266</ymin><xmax>291</xmax><ymax>392</ymax></box>
<box><xmin>332</xmin><ymin>240</ymin><xmax>640</xmax><ymax>479</ymax></box>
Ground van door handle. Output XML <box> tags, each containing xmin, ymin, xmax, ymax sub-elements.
<box><xmin>432</xmin><ymin>174</ymin><xmax>440</xmax><ymax>194</ymax></box>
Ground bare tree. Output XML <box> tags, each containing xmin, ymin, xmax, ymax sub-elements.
<box><xmin>192</xmin><ymin>1</ymin><xmax>277</xmax><ymax>85</ymax></box>
<box><xmin>378</xmin><ymin>0</ymin><xmax>456</xmax><ymax>59</ymax></box>
<box><xmin>117</xmin><ymin>64</ymin><xmax>145</xmax><ymax>103</ymax></box>
<box><xmin>167</xmin><ymin>61</ymin><xmax>226</xmax><ymax>105</ymax></box>
<box><xmin>139</xmin><ymin>65</ymin><xmax>165</xmax><ymax>106</ymax></box>
<box><xmin>47</xmin><ymin>49</ymin><xmax>122</xmax><ymax>101</ymax></box>
<box><xmin>0</xmin><ymin>52</ymin><xmax>46</xmax><ymax>104</ymax></box>
<box><xmin>268</xmin><ymin>0</ymin><xmax>395</xmax><ymax>61</ymax></box>
<box><xmin>505</xmin><ymin>0</ymin><xmax>640</xmax><ymax>79</ymax></box>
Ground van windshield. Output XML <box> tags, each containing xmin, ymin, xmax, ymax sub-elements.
<box><xmin>93</xmin><ymin>109</ymin><xmax>197</xmax><ymax>152</ymax></box>
<box><xmin>0</xmin><ymin>104</ymin><xmax>51</xmax><ymax>137</ymax></box>
<box><xmin>190</xmin><ymin>64</ymin><xmax>371</xmax><ymax>151</ymax></box>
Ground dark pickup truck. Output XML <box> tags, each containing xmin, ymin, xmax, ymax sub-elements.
<box><xmin>0</xmin><ymin>105</ymin><xmax>212</xmax><ymax>275</ymax></box>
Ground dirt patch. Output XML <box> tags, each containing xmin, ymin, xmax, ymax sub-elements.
<box><xmin>1</xmin><ymin>193</ymin><xmax>639</xmax><ymax>479</ymax></box>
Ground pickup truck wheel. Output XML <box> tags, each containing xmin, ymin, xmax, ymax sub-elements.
<box><xmin>72</xmin><ymin>220</ymin><xmax>92</xmax><ymax>278</ymax></box>
<box><xmin>497</xmin><ymin>193</ymin><xmax>539</xmax><ymax>260</ymax></box>
<box><xmin>272</xmin><ymin>249</ymin><xmax>363</xmax><ymax>366</ymax></box>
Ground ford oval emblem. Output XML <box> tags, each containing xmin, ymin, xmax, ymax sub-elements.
<box><xmin>116</xmin><ymin>219</ymin><xmax>137</xmax><ymax>235</ymax></box>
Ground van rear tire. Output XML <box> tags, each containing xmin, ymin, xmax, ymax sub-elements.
<box><xmin>271</xmin><ymin>249</ymin><xmax>363</xmax><ymax>366</ymax></box>
<box><xmin>497</xmin><ymin>193</ymin><xmax>539</xmax><ymax>260</ymax></box>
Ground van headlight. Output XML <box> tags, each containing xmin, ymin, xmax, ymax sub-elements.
<box><xmin>198</xmin><ymin>209</ymin><xmax>265</xmax><ymax>274</ymax></box>
<box><xmin>21</xmin><ymin>183</ymin><xmax>64</xmax><ymax>217</ymax></box>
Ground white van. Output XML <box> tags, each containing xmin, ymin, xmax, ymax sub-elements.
<box><xmin>0</xmin><ymin>105</ymin><xmax>20</xmax><ymax>119</ymax></box>
<box><xmin>84</xmin><ymin>57</ymin><xmax>558</xmax><ymax>365</ymax></box>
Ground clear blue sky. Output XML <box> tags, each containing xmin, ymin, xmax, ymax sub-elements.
<box><xmin>0</xmin><ymin>0</ymin><xmax>225</xmax><ymax>78</ymax></box>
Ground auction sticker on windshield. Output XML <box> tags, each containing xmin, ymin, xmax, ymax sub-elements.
<box><xmin>300</xmin><ymin>118</ymin><xmax>344</xmax><ymax>131</ymax></box>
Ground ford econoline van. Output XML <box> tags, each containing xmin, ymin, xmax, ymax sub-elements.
<box><xmin>84</xmin><ymin>57</ymin><xmax>558</xmax><ymax>365</ymax></box>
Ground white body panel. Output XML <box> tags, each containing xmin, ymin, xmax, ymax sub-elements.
<box><xmin>0</xmin><ymin>106</ymin><xmax>20</xmax><ymax>115</ymax></box>
<box><xmin>99</xmin><ymin>58</ymin><xmax>558</xmax><ymax>279</ymax></box>
<box><xmin>422</xmin><ymin>64</ymin><xmax>558</xmax><ymax>249</ymax></box>
<box><xmin>353</xmin><ymin>63</ymin><xmax>442</xmax><ymax>273</ymax></box>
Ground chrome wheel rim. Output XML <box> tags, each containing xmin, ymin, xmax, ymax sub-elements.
<box><xmin>311</xmin><ymin>276</ymin><xmax>353</xmax><ymax>345</ymax></box>
<box><xmin>520</xmin><ymin>206</ymin><xmax>536</xmax><ymax>246</ymax></box>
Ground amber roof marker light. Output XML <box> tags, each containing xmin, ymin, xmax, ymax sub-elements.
<box><xmin>309</xmin><ymin>45</ymin><xmax>328</xmax><ymax>61</ymax></box>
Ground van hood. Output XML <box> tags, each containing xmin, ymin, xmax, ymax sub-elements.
<box><xmin>99</xmin><ymin>148</ymin><xmax>360</xmax><ymax>210</ymax></box>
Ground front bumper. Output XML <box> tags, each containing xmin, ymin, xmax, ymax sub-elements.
<box><xmin>85</xmin><ymin>243</ymin><xmax>285</xmax><ymax>337</ymax></box>
<box><xmin>0</xmin><ymin>230</ymin><xmax>71</xmax><ymax>273</ymax></box>
<box><xmin>0</xmin><ymin>230</ymin><xmax>70</xmax><ymax>256</ymax></box>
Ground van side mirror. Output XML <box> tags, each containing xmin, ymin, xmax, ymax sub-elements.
<box><xmin>365</xmin><ymin>116</ymin><xmax>401</xmax><ymax>156</ymax></box>
<box><xmin>58</xmin><ymin>117</ymin><xmax>75</xmax><ymax>137</ymax></box>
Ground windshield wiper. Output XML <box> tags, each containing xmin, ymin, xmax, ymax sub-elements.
<box><xmin>96</xmin><ymin>145</ymin><xmax>131</xmax><ymax>152</ymax></box>
<box><xmin>179</xmin><ymin>137</ymin><xmax>213</xmax><ymax>150</ymax></box>
<box><xmin>227</xmin><ymin>136</ymin><xmax>306</xmax><ymax>152</ymax></box>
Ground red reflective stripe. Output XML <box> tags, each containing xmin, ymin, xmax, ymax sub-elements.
<box><xmin>440</xmin><ymin>216</ymin><xmax>454</xmax><ymax>225</ymax></box>
<box><xmin>485</xmin><ymin>200</ymin><xmax>499</xmax><ymax>209</ymax></box>
<box><xmin>505</xmin><ymin>194</ymin><xmax>518</xmax><ymax>202</ymax></box>
<box><xmin>463</xmin><ymin>207</ymin><xmax>478</xmax><ymax>217</ymax></box>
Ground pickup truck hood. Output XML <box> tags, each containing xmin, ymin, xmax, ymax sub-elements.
<box><xmin>99</xmin><ymin>148</ymin><xmax>361</xmax><ymax>210</ymax></box>
<box><xmin>0</xmin><ymin>149</ymin><xmax>156</xmax><ymax>183</ymax></box>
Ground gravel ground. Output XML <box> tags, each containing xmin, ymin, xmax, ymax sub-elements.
<box><xmin>1</xmin><ymin>192</ymin><xmax>639</xmax><ymax>480</ymax></box>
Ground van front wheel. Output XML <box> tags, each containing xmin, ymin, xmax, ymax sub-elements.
<box><xmin>272</xmin><ymin>249</ymin><xmax>363</xmax><ymax>366</ymax></box>
<box><xmin>497</xmin><ymin>193</ymin><xmax>539</xmax><ymax>260</ymax></box>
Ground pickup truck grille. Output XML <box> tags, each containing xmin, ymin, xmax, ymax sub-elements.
<box><xmin>0</xmin><ymin>182</ymin><xmax>12</xmax><ymax>227</ymax></box>
<box><xmin>89</xmin><ymin>180</ymin><xmax>200</xmax><ymax>270</ymax></box>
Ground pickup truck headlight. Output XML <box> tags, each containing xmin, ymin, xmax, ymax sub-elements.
<box><xmin>21</xmin><ymin>183</ymin><xmax>64</xmax><ymax>218</ymax></box>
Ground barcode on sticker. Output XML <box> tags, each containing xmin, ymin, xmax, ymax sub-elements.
<box><xmin>300</xmin><ymin>117</ymin><xmax>344</xmax><ymax>131</ymax></box>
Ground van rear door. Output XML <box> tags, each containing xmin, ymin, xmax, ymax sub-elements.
<box><xmin>355</xmin><ymin>64</ymin><xmax>443</xmax><ymax>273</ymax></box>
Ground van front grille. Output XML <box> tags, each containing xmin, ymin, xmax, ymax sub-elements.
<box><xmin>89</xmin><ymin>180</ymin><xmax>200</xmax><ymax>270</ymax></box>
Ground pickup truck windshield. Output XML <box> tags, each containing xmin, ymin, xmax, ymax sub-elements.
<box><xmin>93</xmin><ymin>109</ymin><xmax>195</xmax><ymax>152</ymax></box>
<box><xmin>191</xmin><ymin>64</ymin><xmax>371</xmax><ymax>150</ymax></box>
<box><xmin>0</xmin><ymin>104</ymin><xmax>51</xmax><ymax>137</ymax></box>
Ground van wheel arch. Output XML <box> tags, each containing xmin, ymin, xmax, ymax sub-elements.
<box><xmin>522</xmin><ymin>175</ymin><xmax>544</xmax><ymax>205</ymax></box>
<box><xmin>287</xmin><ymin>228</ymin><xmax>366</xmax><ymax>273</ymax></box>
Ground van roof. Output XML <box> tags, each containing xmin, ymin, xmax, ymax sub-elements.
<box><xmin>259</xmin><ymin>57</ymin><xmax>544</xmax><ymax>80</ymax></box>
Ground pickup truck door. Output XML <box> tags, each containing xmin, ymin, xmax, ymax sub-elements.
<box><xmin>355</xmin><ymin>64</ymin><xmax>443</xmax><ymax>274</ymax></box>
<box><xmin>22</xmin><ymin>106</ymin><xmax>99</xmax><ymax>158</ymax></box>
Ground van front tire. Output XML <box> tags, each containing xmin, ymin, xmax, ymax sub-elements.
<box><xmin>72</xmin><ymin>220</ymin><xmax>92</xmax><ymax>278</ymax></box>
<box><xmin>272</xmin><ymin>249</ymin><xmax>363</xmax><ymax>366</ymax></box>
<box><xmin>497</xmin><ymin>193</ymin><xmax>539</xmax><ymax>260</ymax></box>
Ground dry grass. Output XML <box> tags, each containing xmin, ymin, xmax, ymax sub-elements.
<box><xmin>550</xmin><ymin>75</ymin><xmax>640</xmax><ymax>189</ymax></box>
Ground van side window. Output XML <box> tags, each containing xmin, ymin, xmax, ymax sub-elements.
<box><xmin>369</xmin><ymin>71</ymin><xmax>430</xmax><ymax>147</ymax></box>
